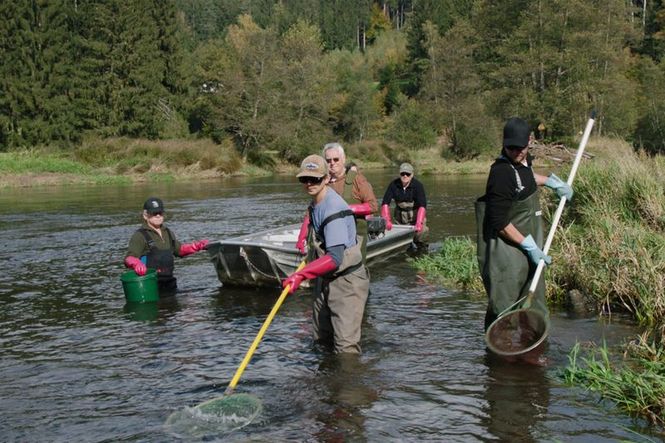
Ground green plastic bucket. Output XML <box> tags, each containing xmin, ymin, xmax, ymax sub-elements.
<box><xmin>121</xmin><ymin>269</ymin><xmax>159</xmax><ymax>303</ymax></box>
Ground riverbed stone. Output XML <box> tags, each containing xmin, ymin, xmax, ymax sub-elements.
<box><xmin>565</xmin><ymin>289</ymin><xmax>596</xmax><ymax>317</ymax></box>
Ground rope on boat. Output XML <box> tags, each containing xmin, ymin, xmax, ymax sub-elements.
<box><xmin>239</xmin><ymin>247</ymin><xmax>280</xmax><ymax>281</ymax></box>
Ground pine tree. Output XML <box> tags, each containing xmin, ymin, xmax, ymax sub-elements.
<box><xmin>0</xmin><ymin>1</ymin><xmax>39</xmax><ymax>148</ymax></box>
<box><xmin>319</xmin><ymin>0</ymin><xmax>372</xmax><ymax>50</ymax></box>
<box><xmin>36</xmin><ymin>0</ymin><xmax>87</xmax><ymax>145</ymax></box>
<box><xmin>0</xmin><ymin>0</ymin><xmax>87</xmax><ymax>148</ymax></box>
<box><xmin>78</xmin><ymin>0</ymin><xmax>187</xmax><ymax>138</ymax></box>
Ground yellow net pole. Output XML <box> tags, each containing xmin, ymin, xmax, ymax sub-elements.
<box><xmin>224</xmin><ymin>259</ymin><xmax>307</xmax><ymax>395</ymax></box>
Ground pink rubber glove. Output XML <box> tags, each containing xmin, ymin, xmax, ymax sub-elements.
<box><xmin>414</xmin><ymin>207</ymin><xmax>426</xmax><ymax>233</ymax></box>
<box><xmin>296</xmin><ymin>213</ymin><xmax>309</xmax><ymax>254</ymax></box>
<box><xmin>125</xmin><ymin>256</ymin><xmax>147</xmax><ymax>276</ymax></box>
<box><xmin>381</xmin><ymin>204</ymin><xmax>393</xmax><ymax>231</ymax></box>
<box><xmin>282</xmin><ymin>255</ymin><xmax>338</xmax><ymax>294</ymax></box>
<box><xmin>179</xmin><ymin>239</ymin><xmax>209</xmax><ymax>256</ymax></box>
<box><xmin>349</xmin><ymin>202</ymin><xmax>372</xmax><ymax>217</ymax></box>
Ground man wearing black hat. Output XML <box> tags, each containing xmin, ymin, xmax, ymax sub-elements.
<box><xmin>124</xmin><ymin>197</ymin><xmax>209</xmax><ymax>296</ymax></box>
<box><xmin>476</xmin><ymin>117</ymin><xmax>573</xmax><ymax>332</ymax></box>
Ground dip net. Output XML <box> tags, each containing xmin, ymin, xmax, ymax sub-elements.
<box><xmin>485</xmin><ymin>309</ymin><xmax>550</xmax><ymax>357</ymax></box>
<box><xmin>164</xmin><ymin>393</ymin><xmax>262</xmax><ymax>437</ymax></box>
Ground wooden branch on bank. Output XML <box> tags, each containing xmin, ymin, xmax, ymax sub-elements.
<box><xmin>529</xmin><ymin>140</ymin><xmax>595</xmax><ymax>163</ymax></box>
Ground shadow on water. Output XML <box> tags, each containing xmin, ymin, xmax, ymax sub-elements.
<box><xmin>0</xmin><ymin>175</ymin><xmax>661</xmax><ymax>442</ymax></box>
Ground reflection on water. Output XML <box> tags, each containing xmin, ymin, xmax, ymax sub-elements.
<box><xmin>123</xmin><ymin>297</ymin><xmax>181</xmax><ymax>322</ymax></box>
<box><xmin>0</xmin><ymin>175</ymin><xmax>659</xmax><ymax>442</ymax></box>
<box><xmin>314</xmin><ymin>353</ymin><xmax>380</xmax><ymax>442</ymax></box>
<box><xmin>483</xmin><ymin>353</ymin><xmax>550</xmax><ymax>442</ymax></box>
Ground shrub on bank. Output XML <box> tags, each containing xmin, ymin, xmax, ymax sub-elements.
<box><xmin>74</xmin><ymin>137</ymin><xmax>243</xmax><ymax>175</ymax></box>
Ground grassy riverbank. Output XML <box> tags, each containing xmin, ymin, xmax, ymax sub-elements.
<box><xmin>0</xmin><ymin>138</ymin><xmax>254</xmax><ymax>187</ymax></box>
<box><xmin>0</xmin><ymin>137</ymin><xmax>493</xmax><ymax>188</ymax></box>
<box><xmin>412</xmin><ymin>136</ymin><xmax>665</xmax><ymax>427</ymax></box>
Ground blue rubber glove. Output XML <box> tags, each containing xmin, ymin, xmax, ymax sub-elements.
<box><xmin>544</xmin><ymin>173</ymin><xmax>573</xmax><ymax>200</ymax></box>
<box><xmin>519</xmin><ymin>234</ymin><xmax>552</xmax><ymax>266</ymax></box>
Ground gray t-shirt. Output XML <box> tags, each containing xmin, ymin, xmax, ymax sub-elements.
<box><xmin>310</xmin><ymin>189</ymin><xmax>357</xmax><ymax>250</ymax></box>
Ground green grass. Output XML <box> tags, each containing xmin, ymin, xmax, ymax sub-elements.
<box><xmin>0</xmin><ymin>151</ymin><xmax>92</xmax><ymax>174</ymax></box>
<box><xmin>412</xmin><ymin>236</ymin><xmax>484</xmax><ymax>293</ymax></box>
<box><xmin>562</xmin><ymin>340</ymin><xmax>665</xmax><ymax>426</ymax></box>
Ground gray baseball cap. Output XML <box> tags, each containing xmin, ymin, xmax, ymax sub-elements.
<box><xmin>399</xmin><ymin>163</ymin><xmax>414</xmax><ymax>174</ymax></box>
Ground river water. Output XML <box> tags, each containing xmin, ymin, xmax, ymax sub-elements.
<box><xmin>0</xmin><ymin>171</ymin><xmax>658</xmax><ymax>442</ymax></box>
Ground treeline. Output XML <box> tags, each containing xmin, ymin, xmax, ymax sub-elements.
<box><xmin>2</xmin><ymin>0</ymin><xmax>665</xmax><ymax>161</ymax></box>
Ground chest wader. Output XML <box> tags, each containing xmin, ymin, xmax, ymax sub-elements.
<box><xmin>394</xmin><ymin>201</ymin><xmax>415</xmax><ymax>225</ymax></box>
<box><xmin>395</xmin><ymin>200</ymin><xmax>429</xmax><ymax>246</ymax></box>
<box><xmin>307</xmin><ymin>208</ymin><xmax>369</xmax><ymax>354</ymax></box>
<box><xmin>475</xmin><ymin>191</ymin><xmax>547</xmax><ymax>331</ymax></box>
<box><xmin>139</xmin><ymin>228</ymin><xmax>177</xmax><ymax>296</ymax></box>
<box><xmin>341</xmin><ymin>170</ymin><xmax>369</xmax><ymax>263</ymax></box>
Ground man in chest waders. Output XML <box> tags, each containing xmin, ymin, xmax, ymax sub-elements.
<box><xmin>476</xmin><ymin>118</ymin><xmax>573</xmax><ymax>330</ymax></box>
<box><xmin>284</xmin><ymin>155</ymin><xmax>370</xmax><ymax>354</ymax></box>
<box><xmin>295</xmin><ymin>143</ymin><xmax>378</xmax><ymax>263</ymax></box>
<box><xmin>380</xmin><ymin>162</ymin><xmax>429</xmax><ymax>251</ymax></box>
<box><xmin>124</xmin><ymin>197</ymin><xmax>209</xmax><ymax>297</ymax></box>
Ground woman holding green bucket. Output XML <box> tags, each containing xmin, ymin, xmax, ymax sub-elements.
<box><xmin>124</xmin><ymin>197</ymin><xmax>209</xmax><ymax>297</ymax></box>
<box><xmin>476</xmin><ymin>118</ymin><xmax>573</xmax><ymax>352</ymax></box>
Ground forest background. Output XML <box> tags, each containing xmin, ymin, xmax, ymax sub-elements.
<box><xmin>2</xmin><ymin>0</ymin><xmax>665</xmax><ymax>177</ymax></box>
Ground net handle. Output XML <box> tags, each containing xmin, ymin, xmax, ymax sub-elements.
<box><xmin>225</xmin><ymin>259</ymin><xmax>307</xmax><ymax>395</ymax></box>
<box><xmin>527</xmin><ymin>114</ymin><xmax>595</xmax><ymax>295</ymax></box>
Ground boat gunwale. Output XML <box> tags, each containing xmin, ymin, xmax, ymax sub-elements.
<box><xmin>210</xmin><ymin>223</ymin><xmax>415</xmax><ymax>255</ymax></box>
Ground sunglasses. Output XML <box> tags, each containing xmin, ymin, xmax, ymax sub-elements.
<box><xmin>506</xmin><ymin>145</ymin><xmax>527</xmax><ymax>151</ymax></box>
<box><xmin>400</xmin><ymin>172</ymin><xmax>411</xmax><ymax>177</ymax></box>
<box><xmin>149</xmin><ymin>212</ymin><xmax>164</xmax><ymax>217</ymax></box>
<box><xmin>325</xmin><ymin>157</ymin><xmax>340</xmax><ymax>164</ymax></box>
<box><xmin>298</xmin><ymin>176</ymin><xmax>324</xmax><ymax>185</ymax></box>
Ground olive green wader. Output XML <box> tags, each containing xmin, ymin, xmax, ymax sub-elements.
<box><xmin>394</xmin><ymin>200</ymin><xmax>415</xmax><ymax>224</ymax></box>
<box><xmin>475</xmin><ymin>191</ymin><xmax>547</xmax><ymax>330</ymax></box>
<box><xmin>340</xmin><ymin>169</ymin><xmax>370</xmax><ymax>262</ymax></box>
<box><xmin>395</xmin><ymin>201</ymin><xmax>429</xmax><ymax>245</ymax></box>
<box><xmin>308</xmin><ymin>235</ymin><xmax>369</xmax><ymax>354</ymax></box>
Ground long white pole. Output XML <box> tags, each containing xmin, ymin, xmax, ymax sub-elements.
<box><xmin>527</xmin><ymin>114</ymin><xmax>596</xmax><ymax>295</ymax></box>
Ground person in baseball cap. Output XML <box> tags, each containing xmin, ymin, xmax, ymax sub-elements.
<box><xmin>380</xmin><ymin>162</ymin><xmax>428</xmax><ymax>251</ymax></box>
<box><xmin>296</xmin><ymin>154</ymin><xmax>327</xmax><ymax>180</ymax></box>
<box><xmin>476</xmin><ymin>116</ymin><xmax>574</xmax><ymax>343</ymax></box>
<box><xmin>284</xmin><ymin>153</ymin><xmax>370</xmax><ymax>354</ymax></box>
<box><xmin>124</xmin><ymin>197</ymin><xmax>209</xmax><ymax>296</ymax></box>
<box><xmin>143</xmin><ymin>197</ymin><xmax>164</xmax><ymax>215</ymax></box>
